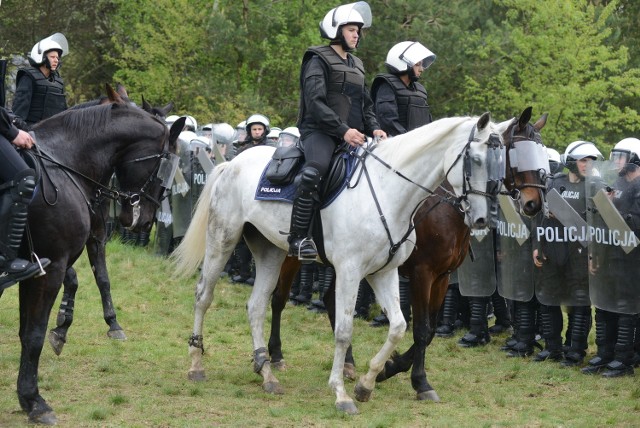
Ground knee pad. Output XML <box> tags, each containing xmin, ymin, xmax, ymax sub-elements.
<box><xmin>11</xmin><ymin>169</ymin><xmax>36</xmax><ymax>204</ymax></box>
<box><xmin>300</xmin><ymin>166</ymin><xmax>321</xmax><ymax>191</ymax></box>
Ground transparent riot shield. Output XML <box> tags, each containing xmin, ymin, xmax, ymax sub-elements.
<box><xmin>457</xmin><ymin>228</ymin><xmax>497</xmax><ymax>297</ymax></box>
<box><xmin>534</xmin><ymin>185</ymin><xmax>591</xmax><ymax>306</ymax></box>
<box><xmin>587</xmin><ymin>160</ymin><xmax>640</xmax><ymax>314</ymax></box>
<box><xmin>496</xmin><ymin>195</ymin><xmax>535</xmax><ymax>302</ymax></box>
<box><xmin>170</xmin><ymin>136</ymin><xmax>193</xmax><ymax>240</ymax></box>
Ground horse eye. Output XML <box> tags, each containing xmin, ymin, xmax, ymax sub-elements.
<box><xmin>473</xmin><ymin>154</ymin><xmax>482</xmax><ymax>165</ymax></box>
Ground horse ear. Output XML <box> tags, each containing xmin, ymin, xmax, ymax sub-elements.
<box><xmin>534</xmin><ymin>113</ymin><xmax>548</xmax><ymax>132</ymax></box>
<box><xmin>477</xmin><ymin>112</ymin><xmax>491</xmax><ymax>130</ymax></box>
<box><xmin>168</xmin><ymin>117</ymin><xmax>186</xmax><ymax>152</ymax></box>
<box><xmin>142</xmin><ymin>95</ymin><xmax>152</xmax><ymax>112</ymax></box>
<box><xmin>105</xmin><ymin>84</ymin><xmax>124</xmax><ymax>104</ymax></box>
<box><xmin>162</xmin><ymin>102</ymin><xmax>174</xmax><ymax>116</ymax></box>
<box><xmin>519</xmin><ymin>106</ymin><xmax>533</xmax><ymax>127</ymax></box>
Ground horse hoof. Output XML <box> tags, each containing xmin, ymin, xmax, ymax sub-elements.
<box><xmin>188</xmin><ymin>370</ymin><xmax>206</xmax><ymax>382</ymax></box>
<box><xmin>107</xmin><ymin>329</ymin><xmax>127</xmax><ymax>340</ymax></box>
<box><xmin>417</xmin><ymin>390</ymin><xmax>440</xmax><ymax>402</ymax></box>
<box><xmin>343</xmin><ymin>363</ymin><xmax>356</xmax><ymax>381</ymax></box>
<box><xmin>336</xmin><ymin>400</ymin><xmax>359</xmax><ymax>415</ymax></box>
<box><xmin>48</xmin><ymin>330</ymin><xmax>65</xmax><ymax>356</ymax></box>
<box><xmin>354</xmin><ymin>381</ymin><xmax>372</xmax><ymax>402</ymax></box>
<box><xmin>271</xmin><ymin>360</ymin><xmax>286</xmax><ymax>371</ymax></box>
<box><xmin>29</xmin><ymin>410</ymin><xmax>57</xmax><ymax>426</ymax></box>
<box><xmin>263</xmin><ymin>381</ymin><xmax>284</xmax><ymax>395</ymax></box>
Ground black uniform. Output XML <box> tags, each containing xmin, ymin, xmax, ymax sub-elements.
<box><xmin>12</xmin><ymin>66</ymin><xmax>67</xmax><ymax>126</ymax></box>
<box><xmin>371</xmin><ymin>73</ymin><xmax>432</xmax><ymax>136</ymax></box>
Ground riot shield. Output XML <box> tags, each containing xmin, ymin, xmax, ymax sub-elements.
<box><xmin>170</xmin><ymin>134</ymin><xmax>194</xmax><ymax>240</ymax></box>
<box><xmin>457</xmin><ymin>228</ymin><xmax>497</xmax><ymax>297</ymax></box>
<box><xmin>496</xmin><ymin>194</ymin><xmax>535</xmax><ymax>302</ymax></box>
<box><xmin>534</xmin><ymin>187</ymin><xmax>590</xmax><ymax>306</ymax></box>
<box><xmin>587</xmin><ymin>160</ymin><xmax>640</xmax><ymax>314</ymax></box>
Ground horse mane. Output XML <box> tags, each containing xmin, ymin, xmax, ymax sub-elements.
<box><xmin>59</xmin><ymin>104</ymin><xmax>114</xmax><ymax>138</ymax></box>
<box><xmin>375</xmin><ymin>116</ymin><xmax>475</xmax><ymax>169</ymax></box>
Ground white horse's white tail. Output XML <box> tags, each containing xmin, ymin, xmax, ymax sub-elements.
<box><xmin>171</xmin><ymin>163</ymin><xmax>228</xmax><ymax>277</ymax></box>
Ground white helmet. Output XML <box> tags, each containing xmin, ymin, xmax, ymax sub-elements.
<box><xmin>184</xmin><ymin>115</ymin><xmax>198</xmax><ymax>132</ymax></box>
<box><xmin>201</xmin><ymin>123</ymin><xmax>213</xmax><ymax>131</ymax></box>
<box><xmin>319</xmin><ymin>2</ymin><xmax>372</xmax><ymax>40</ymax></box>
<box><xmin>546</xmin><ymin>147</ymin><xmax>561</xmax><ymax>163</ymax></box>
<box><xmin>561</xmin><ymin>140</ymin><xmax>603</xmax><ymax>163</ymax></box>
<box><xmin>278</xmin><ymin>127</ymin><xmax>301</xmax><ymax>147</ymax></box>
<box><xmin>267</xmin><ymin>127</ymin><xmax>282</xmax><ymax>140</ymax></box>
<box><xmin>165</xmin><ymin>115</ymin><xmax>180</xmax><ymax>126</ymax></box>
<box><xmin>211</xmin><ymin>123</ymin><xmax>236</xmax><ymax>145</ymax></box>
<box><xmin>385</xmin><ymin>41</ymin><xmax>436</xmax><ymax>75</ymax></box>
<box><xmin>235</xmin><ymin>120</ymin><xmax>247</xmax><ymax>143</ymax></box>
<box><xmin>245</xmin><ymin>114</ymin><xmax>270</xmax><ymax>136</ymax></box>
<box><xmin>29</xmin><ymin>33</ymin><xmax>68</xmax><ymax>65</ymax></box>
<box><xmin>611</xmin><ymin>137</ymin><xmax>640</xmax><ymax>166</ymax></box>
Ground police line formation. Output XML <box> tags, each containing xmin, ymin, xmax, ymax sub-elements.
<box><xmin>0</xmin><ymin>0</ymin><xmax>638</xmax><ymax>424</ymax></box>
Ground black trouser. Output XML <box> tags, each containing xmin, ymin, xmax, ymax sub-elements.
<box><xmin>299</xmin><ymin>132</ymin><xmax>338</xmax><ymax>178</ymax></box>
<box><xmin>0</xmin><ymin>135</ymin><xmax>30</xmax><ymax>182</ymax></box>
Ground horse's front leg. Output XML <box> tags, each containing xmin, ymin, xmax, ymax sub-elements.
<box><xmin>268</xmin><ymin>257</ymin><xmax>300</xmax><ymax>370</ymax></box>
<box><xmin>86</xmin><ymin>235</ymin><xmax>126</xmax><ymax>340</ymax></box>
<box><xmin>323</xmin><ymin>278</ymin><xmax>357</xmax><ymax>380</ymax></box>
<box><xmin>354</xmin><ymin>269</ymin><xmax>406</xmax><ymax>404</ymax></box>
<box><xmin>18</xmin><ymin>272</ymin><xmax>64</xmax><ymax>425</ymax></box>
<box><xmin>47</xmin><ymin>266</ymin><xmax>78</xmax><ymax>355</ymax></box>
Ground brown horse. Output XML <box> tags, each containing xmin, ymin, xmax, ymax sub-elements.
<box><xmin>267</xmin><ymin>107</ymin><xmax>548</xmax><ymax>401</ymax></box>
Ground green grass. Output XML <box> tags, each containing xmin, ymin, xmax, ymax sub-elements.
<box><xmin>1</xmin><ymin>239</ymin><xmax>639</xmax><ymax>427</ymax></box>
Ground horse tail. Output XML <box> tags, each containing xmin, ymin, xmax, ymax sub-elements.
<box><xmin>172</xmin><ymin>163</ymin><xmax>227</xmax><ymax>277</ymax></box>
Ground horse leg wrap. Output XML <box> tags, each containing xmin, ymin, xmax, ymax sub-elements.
<box><xmin>253</xmin><ymin>347</ymin><xmax>269</xmax><ymax>374</ymax></box>
<box><xmin>188</xmin><ymin>334</ymin><xmax>205</xmax><ymax>355</ymax></box>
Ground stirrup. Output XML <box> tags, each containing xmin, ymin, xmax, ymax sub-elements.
<box><xmin>295</xmin><ymin>238</ymin><xmax>317</xmax><ymax>263</ymax></box>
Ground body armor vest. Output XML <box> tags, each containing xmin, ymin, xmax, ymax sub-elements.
<box><xmin>302</xmin><ymin>46</ymin><xmax>365</xmax><ymax>130</ymax></box>
<box><xmin>371</xmin><ymin>73</ymin><xmax>431</xmax><ymax>131</ymax></box>
<box><xmin>16</xmin><ymin>67</ymin><xmax>66</xmax><ymax>124</ymax></box>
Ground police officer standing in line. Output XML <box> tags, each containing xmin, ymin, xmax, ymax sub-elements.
<box><xmin>533</xmin><ymin>141</ymin><xmax>604</xmax><ymax>366</ymax></box>
<box><xmin>0</xmin><ymin>106</ymin><xmax>51</xmax><ymax>289</ymax></box>
<box><xmin>365</xmin><ymin>40</ymin><xmax>435</xmax><ymax>327</ymax></box>
<box><xmin>582</xmin><ymin>138</ymin><xmax>640</xmax><ymax>377</ymax></box>
<box><xmin>229</xmin><ymin>114</ymin><xmax>271</xmax><ymax>285</ymax></box>
<box><xmin>287</xmin><ymin>1</ymin><xmax>386</xmax><ymax>261</ymax></box>
<box><xmin>12</xmin><ymin>33</ymin><xmax>68</xmax><ymax>127</ymax></box>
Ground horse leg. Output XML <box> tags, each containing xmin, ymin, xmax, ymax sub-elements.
<box><xmin>85</xmin><ymin>237</ymin><xmax>126</xmax><ymax>340</ymax></box>
<box><xmin>352</xmin><ymin>270</ymin><xmax>406</xmax><ymax>406</ymax></box>
<box><xmin>47</xmin><ymin>266</ymin><xmax>78</xmax><ymax>355</ymax></box>
<box><xmin>268</xmin><ymin>257</ymin><xmax>300</xmax><ymax>370</ymax></box>
<box><xmin>18</xmin><ymin>271</ymin><xmax>65</xmax><ymax>425</ymax></box>
<box><xmin>244</xmin><ymin>228</ymin><xmax>287</xmax><ymax>394</ymax></box>
<box><xmin>322</xmin><ymin>277</ymin><xmax>357</xmax><ymax>380</ymax></box>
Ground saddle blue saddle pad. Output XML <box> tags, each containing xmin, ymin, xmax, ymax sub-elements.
<box><xmin>255</xmin><ymin>151</ymin><xmax>356</xmax><ymax>209</ymax></box>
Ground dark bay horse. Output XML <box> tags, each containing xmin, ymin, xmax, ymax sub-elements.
<box><xmin>0</xmin><ymin>93</ymin><xmax>182</xmax><ymax>425</ymax></box>
<box><xmin>48</xmin><ymin>86</ymin><xmax>174</xmax><ymax>355</ymax></box>
<box><xmin>267</xmin><ymin>107</ymin><xmax>548</xmax><ymax>401</ymax></box>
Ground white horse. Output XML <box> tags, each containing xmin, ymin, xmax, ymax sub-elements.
<box><xmin>173</xmin><ymin>113</ymin><xmax>508</xmax><ymax>414</ymax></box>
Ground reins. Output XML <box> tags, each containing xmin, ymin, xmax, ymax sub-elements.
<box><xmin>350</xmin><ymin>124</ymin><xmax>488</xmax><ymax>273</ymax></box>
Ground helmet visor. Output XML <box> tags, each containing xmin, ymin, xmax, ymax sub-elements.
<box><xmin>400</xmin><ymin>42</ymin><xmax>436</xmax><ymax>69</ymax></box>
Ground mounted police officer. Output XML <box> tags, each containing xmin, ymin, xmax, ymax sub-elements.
<box><xmin>13</xmin><ymin>33</ymin><xmax>68</xmax><ymax>127</ymax></box>
<box><xmin>371</xmin><ymin>41</ymin><xmax>435</xmax><ymax>136</ymax></box>
<box><xmin>582</xmin><ymin>137</ymin><xmax>640</xmax><ymax>377</ymax></box>
<box><xmin>367</xmin><ymin>40</ymin><xmax>435</xmax><ymax>327</ymax></box>
<box><xmin>289</xmin><ymin>1</ymin><xmax>386</xmax><ymax>261</ymax></box>
<box><xmin>0</xmin><ymin>107</ymin><xmax>51</xmax><ymax>289</ymax></box>
<box><xmin>533</xmin><ymin>140</ymin><xmax>604</xmax><ymax>366</ymax></box>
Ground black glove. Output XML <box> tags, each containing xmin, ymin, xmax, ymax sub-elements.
<box><xmin>9</xmin><ymin>113</ymin><xmax>30</xmax><ymax>131</ymax></box>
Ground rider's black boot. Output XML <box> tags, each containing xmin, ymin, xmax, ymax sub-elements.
<box><xmin>0</xmin><ymin>169</ymin><xmax>50</xmax><ymax>290</ymax></box>
<box><xmin>288</xmin><ymin>167</ymin><xmax>320</xmax><ymax>263</ymax></box>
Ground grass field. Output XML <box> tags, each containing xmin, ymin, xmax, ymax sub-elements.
<box><xmin>1</xmin><ymin>239</ymin><xmax>639</xmax><ymax>427</ymax></box>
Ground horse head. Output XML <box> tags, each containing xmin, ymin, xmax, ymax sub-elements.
<box><xmin>114</xmin><ymin>107</ymin><xmax>184</xmax><ymax>233</ymax></box>
<box><xmin>444</xmin><ymin>112</ymin><xmax>508</xmax><ymax>230</ymax></box>
<box><xmin>501</xmin><ymin>106</ymin><xmax>548</xmax><ymax>216</ymax></box>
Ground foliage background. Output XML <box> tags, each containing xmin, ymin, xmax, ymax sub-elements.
<box><xmin>1</xmin><ymin>0</ymin><xmax>639</xmax><ymax>153</ymax></box>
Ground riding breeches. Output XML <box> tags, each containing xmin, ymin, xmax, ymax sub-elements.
<box><xmin>299</xmin><ymin>132</ymin><xmax>339</xmax><ymax>178</ymax></box>
<box><xmin>0</xmin><ymin>136</ymin><xmax>30</xmax><ymax>182</ymax></box>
